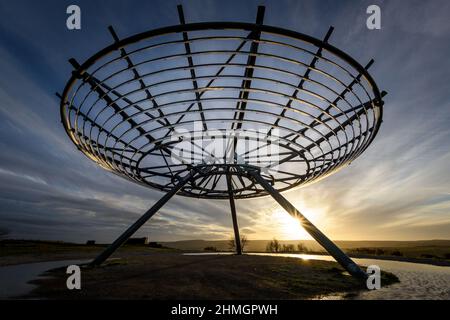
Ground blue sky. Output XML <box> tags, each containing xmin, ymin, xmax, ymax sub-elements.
<box><xmin>0</xmin><ymin>0</ymin><xmax>449</xmax><ymax>242</ymax></box>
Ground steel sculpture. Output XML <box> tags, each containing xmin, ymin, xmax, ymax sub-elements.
<box><xmin>59</xmin><ymin>5</ymin><xmax>385</xmax><ymax>279</ymax></box>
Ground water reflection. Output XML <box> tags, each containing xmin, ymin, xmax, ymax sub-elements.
<box><xmin>0</xmin><ymin>260</ymin><xmax>87</xmax><ymax>299</ymax></box>
<box><xmin>186</xmin><ymin>252</ymin><xmax>450</xmax><ymax>300</ymax></box>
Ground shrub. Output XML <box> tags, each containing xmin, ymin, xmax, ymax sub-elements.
<box><xmin>148</xmin><ymin>242</ymin><xmax>163</xmax><ymax>248</ymax></box>
<box><xmin>421</xmin><ymin>253</ymin><xmax>437</xmax><ymax>259</ymax></box>
<box><xmin>266</xmin><ymin>238</ymin><xmax>280</xmax><ymax>253</ymax></box>
<box><xmin>297</xmin><ymin>243</ymin><xmax>308</xmax><ymax>253</ymax></box>
<box><xmin>281</xmin><ymin>244</ymin><xmax>295</xmax><ymax>252</ymax></box>
<box><xmin>228</xmin><ymin>235</ymin><xmax>249</xmax><ymax>252</ymax></box>
<box><xmin>391</xmin><ymin>250</ymin><xmax>403</xmax><ymax>257</ymax></box>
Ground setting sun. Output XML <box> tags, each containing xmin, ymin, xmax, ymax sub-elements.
<box><xmin>272</xmin><ymin>209</ymin><xmax>312</xmax><ymax>240</ymax></box>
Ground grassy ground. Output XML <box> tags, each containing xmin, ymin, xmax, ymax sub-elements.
<box><xmin>348</xmin><ymin>245</ymin><xmax>450</xmax><ymax>260</ymax></box>
<box><xmin>0</xmin><ymin>240</ymin><xmax>177</xmax><ymax>266</ymax></box>
<box><xmin>0</xmin><ymin>240</ymin><xmax>450</xmax><ymax>266</ymax></box>
<box><xmin>1</xmin><ymin>240</ymin><xmax>399</xmax><ymax>299</ymax></box>
<box><xmin>25</xmin><ymin>254</ymin><xmax>398</xmax><ymax>300</ymax></box>
<box><xmin>161</xmin><ymin>239</ymin><xmax>450</xmax><ymax>266</ymax></box>
<box><xmin>2</xmin><ymin>239</ymin><xmax>448</xmax><ymax>267</ymax></box>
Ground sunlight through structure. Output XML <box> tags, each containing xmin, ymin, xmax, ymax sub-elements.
<box><xmin>59</xmin><ymin>5</ymin><xmax>385</xmax><ymax>279</ymax></box>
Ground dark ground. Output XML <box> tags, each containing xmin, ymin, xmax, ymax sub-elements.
<box><xmin>24</xmin><ymin>253</ymin><xmax>398</xmax><ymax>300</ymax></box>
<box><xmin>0</xmin><ymin>240</ymin><xmax>400</xmax><ymax>300</ymax></box>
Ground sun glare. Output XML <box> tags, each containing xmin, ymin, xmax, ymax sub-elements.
<box><xmin>272</xmin><ymin>209</ymin><xmax>312</xmax><ymax>240</ymax></box>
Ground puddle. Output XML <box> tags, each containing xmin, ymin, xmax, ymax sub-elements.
<box><xmin>0</xmin><ymin>259</ymin><xmax>87</xmax><ymax>299</ymax></box>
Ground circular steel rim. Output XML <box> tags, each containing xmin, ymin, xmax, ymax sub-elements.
<box><xmin>60</xmin><ymin>22</ymin><xmax>384</xmax><ymax>199</ymax></box>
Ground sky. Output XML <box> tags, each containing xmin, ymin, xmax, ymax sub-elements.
<box><xmin>0</xmin><ymin>0</ymin><xmax>449</xmax><ymax>243</ymax></box>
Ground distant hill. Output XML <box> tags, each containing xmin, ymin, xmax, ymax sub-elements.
<box><xmin>160</xmin><ymin>239</ymin><xmax>450</xmax><ymax>253</ymax></box>
<box><xmin>2</xmin><ymin>239</ymin><xmax>449</xmax><ymax>262</ymax></box>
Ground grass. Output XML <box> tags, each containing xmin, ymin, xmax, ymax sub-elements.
<box><xmin>1</xmin><ymin>239</ymin><xmax>401</xmax><ymax>299</ymax></box>
<box><xmin>26</xmin><ymin>254</ymin><xmax>399</xmax><ymax>300</ymax></box>
<box><xmin>2</xmin><ymin>239</ymin><xmax>448</xmax><ymax>267</ymax></box>
<box><xmin>0</xmin><ymin>239</ymin><xmax>178</xmax><ymax>266</ymax></box>
<box><xmin>348</xmin><ymin>245</ymin><xmax>450</xmax><ymax>261</ymax></box>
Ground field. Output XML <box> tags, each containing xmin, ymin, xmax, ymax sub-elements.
<box><xmin>0</xmin><ymin>240</ymin><xmax>177</xmax><ymax>266</ymax></box>
<box><xmin>1</xmin><ymin>239</ymin><xmax>402</xmax><ymax>299</ymax></box>
<box><xmin>25</xmin><ymin>254</ymin><xmax>398</xmax><ymax>300</ymax></box>
<box><xmin>2</xmin><ymin>239</ymin><xmax>449</xmax><ymax>267</ymax></box>
<box><xmin>161</xmin><ymin>239</ymin><xmax>450</xmax><ymax>264</ymax></box>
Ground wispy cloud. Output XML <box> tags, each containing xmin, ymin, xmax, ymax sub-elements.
<box><xmin>0</xmin><ymin>0</ymin><xmax>449</xmax><ymax>242</ymax></box>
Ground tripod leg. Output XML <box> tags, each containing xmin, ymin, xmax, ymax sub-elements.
<box><xmin>90</xmin><ymin>172</ymin><xmax>195</xmax><ymax>266</ymax></box>
<box><xmin>247</xmin><ymin>169</ymin><xmax>367</xmax><ymax>279</ymax></box>
<box><xmin>226</xmin><ymin>174</ymin><xmax>242</xmax><ymax>255</ymax></box>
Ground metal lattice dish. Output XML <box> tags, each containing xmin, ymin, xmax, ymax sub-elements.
<box><xmin>60</xmin><ymin>17</ymin><xmax>384</xmax><ymax>199</ymax></box>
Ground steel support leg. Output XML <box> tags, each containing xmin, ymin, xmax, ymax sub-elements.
<box><xmin>226</xmin><ymin>174</ymin><xmax>242</xmax><ymax>255</ymax></box>
<box><xmin>89</xmin><ymin>171</ymin><xmax>195</xmax><ymax>266</ymax></box>
<box><xmin>247</xmin><ymin>169</ymin><xmax>367</xmax><ymax>279</ymax></box>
